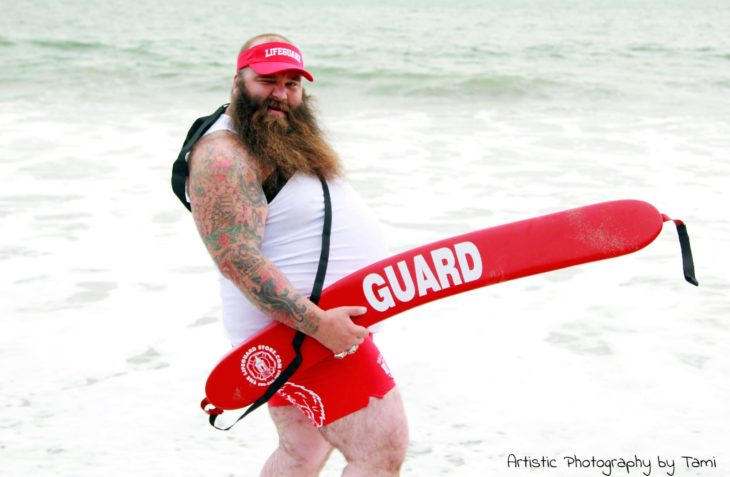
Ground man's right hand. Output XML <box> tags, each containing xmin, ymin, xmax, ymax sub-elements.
<box><xmin>313</xmin><ymin>306</ymin><xmax>370</xmax><ymax>356</ymax></box>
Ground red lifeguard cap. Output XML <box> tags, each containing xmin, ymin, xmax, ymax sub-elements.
<box><xmin>236</xmin><ymin>41</ymin><xmax>314</xmax><ymax>82</ymax></box>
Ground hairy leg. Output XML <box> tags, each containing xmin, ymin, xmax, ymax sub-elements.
<box><xmin>319</xmin><ymin>387</ymin><xmax>409</xmax><ymax>477</ymax></box>
<box><xmin>261</xmin><ymin>405</ymin><xmax>334</xmax><ymax>477</ymax></box>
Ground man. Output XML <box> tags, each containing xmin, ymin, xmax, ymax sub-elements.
<box><xmin>172</xmin><ymin>33</ymin><xmax>409</xmax><ymax>476</ymax></box>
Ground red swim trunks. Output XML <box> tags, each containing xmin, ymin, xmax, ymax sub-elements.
<box><xmin>268</xmin><ymin>334</ymin><xmax>395</xmax><ymax>428</ymax></box>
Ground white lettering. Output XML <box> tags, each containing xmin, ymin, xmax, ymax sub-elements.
<box><xmin>363</xmin><ymin>273</ymin><xmax>395</xmax><ymax>312</ymax></box>
<box><xmin>384</xmin><ymin>261</ymin><xmax>415</xmax><ymax>302</ymax></box>
<box><xmin>430</xmin><ymin>247</ymin><xmax>462</xmax><ymax>289</ymax></box>
<box><xmin>264</xmin><ymin>47</ymin><xmax>301</xmax><ymax>63</ymax></box>
<box><xmin>455</xmin><ymin>242</ymin><xmax>482</xmax><ymax>282</ymax></box>
<box><xmin>362</xmin><ymin>241</ymin><xmax>484</xmax><ymax>311</ymax></box>
<box><xmin>413</xmin><ymin>254</ymin><xmax>441</xmax><ymax>296</ymax></box>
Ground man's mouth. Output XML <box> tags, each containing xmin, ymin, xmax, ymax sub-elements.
<box><xmin>266</xmin><ymin>102</ymin><xmax>288</xmax><ymax>116</ymax></box>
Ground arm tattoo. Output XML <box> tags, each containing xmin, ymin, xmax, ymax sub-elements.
<box><xmin>189</xmin><ymin>141</ymin><xmax>320</xmax><ymax>335</ymax></box>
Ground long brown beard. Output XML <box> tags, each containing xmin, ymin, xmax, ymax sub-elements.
<box><xmin>233</xmin><ymin>83</ymin><xmax>342</xmax><ymax>181</ymax></box>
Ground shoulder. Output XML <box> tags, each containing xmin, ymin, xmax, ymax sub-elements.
<box><xmin>189</xmin><ymin>132</ymin><xmax>253</xmax><ymax>174</ymax></box>
<box><xmin>188</xmin><ymin>132</ymin><xmax>268</xmax><ymax>190</ymax></box>
<box><xmin>187</xmin><ymin>132</ymin><xmax>268</xmax><ymax>209</ymax></box>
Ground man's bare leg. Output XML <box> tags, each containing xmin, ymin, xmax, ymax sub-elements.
<box><xmin>261</xmin><ymin>405</ymin><xmax>334</xmax><ymax>477</ymax></box>
<box><xmin>320</xmin><ymin>387</ymin><xmax>409</xmax><ymax>477</ymax></box>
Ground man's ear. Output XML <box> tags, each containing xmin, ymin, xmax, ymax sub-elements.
<box><xmin>231</xmin><ymin>74</ymin><xmax>239</xmax><ymax>97</ymax></box>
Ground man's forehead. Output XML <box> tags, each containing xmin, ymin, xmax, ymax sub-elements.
<box><xmin>248</xmin><ymin>70</ymin><xmax>302</xmax><ymax>82</ymax></box>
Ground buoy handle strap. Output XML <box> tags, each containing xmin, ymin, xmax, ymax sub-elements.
<box><xmin>661</xmin><ymin>214</ymin><xmax>699</xmax><ymax>286</ymax></box>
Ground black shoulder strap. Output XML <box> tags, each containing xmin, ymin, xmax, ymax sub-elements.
<box><xmin>205</xmin><ymin>177</ymin><xmax>332</xmax><ymax>431</ymax></box>
<box><xmin>171</xmin><ymin>104</ymin><xmax>229</xmax><ymax>211</ymax></box>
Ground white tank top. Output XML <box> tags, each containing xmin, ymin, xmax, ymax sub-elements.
<box><xmin>203</xmin><ymin>114</ymin><xmax>389</xmax><ymax>346</ymax></box>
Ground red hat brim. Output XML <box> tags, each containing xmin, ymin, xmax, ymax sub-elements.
<box><xmin>250</xmin><ymin>62</ymin><xmax>314</xmax><ymax>82</ymax></box>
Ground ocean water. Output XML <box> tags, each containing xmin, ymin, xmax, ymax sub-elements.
<box><xmin>1</xmin><ymin>1</ymin><xmax>729</xmax><ymax>476</ymax></box>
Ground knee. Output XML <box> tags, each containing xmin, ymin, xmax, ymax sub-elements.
<box><xmin>351</xmin><ymin>420</ymin><xmax>409</xmax><ymax>473</ymax></box>
<box><xmin>347</xmin><ymin>443</ymin><xmax>408</xmax><ymax>475</ymax></box>
<box><xmin>382</xmin><ymin>421</ymin><xmax>410</xmax><ymax>471</ymax></box>
<box><xmin>265</xmin><ymin>441</ymin><xmax>333</xmax><ymax>477</ymax></box>
<box><xmin>280</xmin><ymin>438</ymin><xmax>333</xmax><ymax>470</ymax></box>
<box><xmin>381</xmin><ymin>399</ymin><xmax>410</xmax><ymax>470</ymax></box>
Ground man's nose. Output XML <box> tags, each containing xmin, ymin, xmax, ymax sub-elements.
<box><xmin>270</xmin><ymin>83</ymin><xmax>287</xmax><ymax>101</ymax></box>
